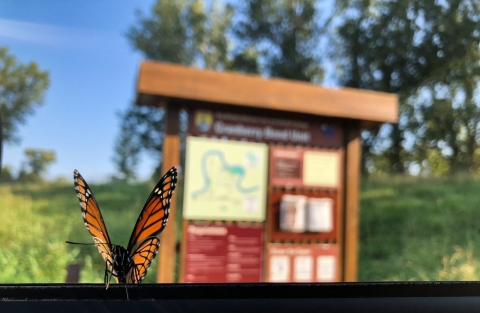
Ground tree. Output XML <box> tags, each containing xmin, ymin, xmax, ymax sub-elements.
<box><xmin>233</xmin><ymin>0</ymin><xmax>323</xmax><ymax>82</ymax></box>
<box><xmin>114</xmin><ymin>0</ymin><xmax>235</xmax><ymax>180</ymax></box>
<box><xmin>17</xmin><ymin>149</ymin><xmax>56</xmax><ymax>182</ymax></box>
<box><xmin>334</xmin><ymin>0</ymin><xmax>480</xmax><ymax>174</ymax></box>
<box><xmin>0</xmin><ymin>165</ymin><xmax>13</xmax><ymax>183</ymax></box>
<box><xmin>0</xmin><ymin>47</ymin><xmax>50</xmax><ymax>144</ymax></box>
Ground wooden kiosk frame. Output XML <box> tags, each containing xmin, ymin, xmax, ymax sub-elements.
<box><xmin>134</xmin><ymin>61</ymin><xmax>398</xmax><ymax>283</ymax></box>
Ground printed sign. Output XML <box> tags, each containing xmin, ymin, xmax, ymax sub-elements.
<box><xmin>306</xmin><ymin>198</ymin><xmax>334</xmax><ymax>232</ymax></box>
<box><xmin>279</xmin><ymin>194</ymin><xmax>307</xmax><ymax>232</ymax></box>
<box><xmin>266</xmin><ymin>244</ymin><xmax>338</xmax><ymax>282</ymax></box>
<box><xmin>190</xmin><ymin>109</ymin><xmax>342</xmax><ymax>147</ymax></box>
<box><xmin>268</xmin><ymin>191</ymin><xmax>337</xmax><ymax>241</ymax></box>
<box><xmin>270</xmin><ymin>146</ymin><xmax>341</xmax><ymax>189</ymax></box>
<box><xmin>303</xmin><ymin>151</ymin><xmax>340</xmax><ymax>187</ymax></box>
<box><xmin>183</xmin><ymin>136</ymin><xmax>268</xmax><ymax>221</ymax></box>
<box><xmin>183</xmin><ymin>223</ymin><xmax>264</xmax><ymax>283</ymax></box>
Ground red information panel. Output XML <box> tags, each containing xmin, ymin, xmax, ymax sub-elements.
<box><xmin>266</xmin><ymin>244</ymin><xmax>339</xmax><ymax>282</ymax></box>
<box><xmin>183</xmin><ymin>223</ymin><xmax>265</xmax><ymax>283</ymax></box>
<box><xmin>270</xmin><ymin>147</ymin><xmax>304</xmax><ymax>187</ymax></box>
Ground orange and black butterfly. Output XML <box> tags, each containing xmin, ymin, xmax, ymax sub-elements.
<box><xmin>71</xmin><ymin>167</ymin><xmax>177</xmax><ymax>286</ymax></box>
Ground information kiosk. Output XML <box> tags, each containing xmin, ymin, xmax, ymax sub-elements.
<box><xmin>134</xmin><ymin>61</ymin><xmax>398</xmax><ymax>283</ymax></box>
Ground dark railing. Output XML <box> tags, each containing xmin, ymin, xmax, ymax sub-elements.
<box><xmin>1</xmin><ymin>282</ymin><xmax>480</xmax><ymax>312</ymax></box>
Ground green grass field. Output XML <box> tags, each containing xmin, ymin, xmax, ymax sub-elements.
<box><xmin>360</xmin><ymin>175</ymin><xmax>480</xmax><ymax>281</ymax></box>
<box><xmin>1</xmin><ymin>175</ymin><xmax>480</xmax><ymax>283</ymax></box>
<box><xmin>0</xmin><ymin>179</ymin><xmax>159</xmax><ymax>283</ymax></box>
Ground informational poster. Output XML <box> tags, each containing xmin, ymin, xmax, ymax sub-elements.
<box><xmin>270</xmin><ymin>148</ymin><xmax>304</xmax><ymax>187</ymax></box>
<box><xmin>189</xmin><ymin>109</ymin><xmax>343</xmax><ymax>147</ymax></box>
<box><xmin>306</xmin><ymin>198</ymin><xmax>334</xmax><ymax>232</ymax></box>
<box><xmin>268</xmin><ymin>191</ymin><xmax>337</xmax><ymax>241</ymax></box>
<box><xmin>270</xmin><ymin>146</ymin><xmax>341</xmax><ymax>189</ymax></box>
<box><xmin>266</xmin><ymin>244</ymin><xmax>338</xmax><ymax>283</ymax></box>
<box><xmin>183</xmin><ymin>223</ymin><xmax>264</xmax><ymax>283</ymax></box>
<box><xmin>303</xmin><ymin>151</ymin><xmax>339</xmax><ymax>187</ymax></box>
<box><xmin>184</xmin><ymin>136</ymin><xmax>268</xmax><ymax>221</ymax></box>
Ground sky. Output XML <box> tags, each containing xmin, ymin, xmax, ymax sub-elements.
<box><xmin>0</xmin><ymin>0</ymin><xmax>159</xmax><ymax>182</ymax></box>
<box><xmin>0</xmin><ymin>0</ymin><xmax>341</xmax><ymax>183</ymax></box>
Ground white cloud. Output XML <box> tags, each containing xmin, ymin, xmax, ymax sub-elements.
<box><xmin>0</xmin><ymin>18</ymin><xmax>117</xmax><ymax>50</ymax></box>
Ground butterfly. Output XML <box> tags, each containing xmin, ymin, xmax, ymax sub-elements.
<box><xmin>71</xmin><ymin>167</ymin><xmax>177</xmax><ymax>288</ymax></box>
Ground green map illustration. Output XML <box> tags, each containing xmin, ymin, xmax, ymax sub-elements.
<box><xmin>183</xmin><ymin>137</ymin><xmax>268</xmax><ymax>221</ymax></box>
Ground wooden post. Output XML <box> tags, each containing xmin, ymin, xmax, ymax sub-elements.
<box><xmin>178</xmin><ymin>219</ymin><xmax>188</xmax><ymax>283</ymax></box>
<box><xmin>65</xmin><ymin>264</ymin><xmax>81</xmax><ymax>283</ymax></box>
<box><xmin>336</xmin><ymin>147</ymin><xmax>345</xmax><ymax>282</ymax></box>
<box><xmin>343</xmin><ymin>124</ymin><xmax>361</xmax><ymax>281</ymax></box>
<box><xmin>157</xmin><ymin>105</ymin><xmax>181</xmax><ymax>283</ymax></box>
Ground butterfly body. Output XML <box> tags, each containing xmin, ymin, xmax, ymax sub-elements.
<box><xmin>110</xmin><ymin>245</ymin><xmax>134</xmax><ymax>283</ymax></box>
<box><xmin>72</xmin><ymin>167</ymin><xmax>177</xmax><ymax>286</ymax></box>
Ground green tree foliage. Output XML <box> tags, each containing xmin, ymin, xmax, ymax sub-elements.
<box><xmin>114</xmin><ymin>0</ymin><xmax>235</xmax><ymax>180</ymax></box>
<box><xmin>0</xmin><ymin>47</ymin><xmax>50</xmax><ymax>144</ymax></box>
<box><xmin>17</xmin><ymin>148</ymin><xmax>56</xmax><ymax>182</ymax></box>
<box><xmin>427</xmin><ymin>149</ymin><xmax>450</xmax><ymax>177</ymax></box>
<box><xmin>0</xmin><ymin>165</ymin><xmax>13</xmax><ymax>183</ymax></box>
<box><xmin>234</xmin><ymin>0</ymin><xmax>323</xmax><ymax>82</ymax></box>
<box><xmin>335</xmin><ymin>0</ymin><xmax>480</xmax><ymax>175</ymax></box>
<box><xmin>113</xmin><ymin>107</ymin><xmax>163</xmax><ymax>180</ymax></box>
<box><xmin>127</xmin><ymin>0</ymin><xmax>233</xmax><ymax>69</ymax></box>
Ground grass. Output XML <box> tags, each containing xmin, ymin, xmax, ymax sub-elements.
<box><xmin>2</xmin><ymin>174</ymin><xmax>480</xmax><ymax>283</ymax></box>
<box><xmin>0</xmin><ymin>179</ymin><xmax>157</xmax><ymax>283</ymax></box>
<box><xmin>359</xmin><ymin>175</ymin><xmax>480</xmax><ymax>281</ymax></box>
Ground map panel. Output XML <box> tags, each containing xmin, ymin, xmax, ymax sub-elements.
<box><xmin>183</xmin><ymin>136</ymin><xmax>268</xmax><ymax>221</ymax></box>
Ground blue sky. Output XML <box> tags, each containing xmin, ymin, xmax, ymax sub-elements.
<box><xmin>0</xmin><ymin>0</ymin><xmax>159</xmax><ymax>182</ymax></box>
<box><xmin>0</xmin><ymin>0</ymin><xmax>340</xmax><ymax>182</ymax></box>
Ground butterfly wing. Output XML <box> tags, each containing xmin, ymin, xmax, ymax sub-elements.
<box><xmin>127</xmin><ymin>166</ymin><xmax>177</xmax><ymax>251</ymax></box>
<box><xmin>73</xmin><ymin>169</ymin><xmax>113</xmax><ymax>267</ymax></box>
<box><xmin>126</xmin><ymin>237</ymin><xmax>160</xmax><ymax>283</ymax></box>
<box><xmin>125</xmin><ymin>167</ymin><xmax>177</xmax><ymax>282</ymax></box>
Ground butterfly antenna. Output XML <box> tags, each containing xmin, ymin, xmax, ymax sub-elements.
<box><xmin>66</xmin><ymin>241</ymin><xmax>112</xmax><ymax>247</ymax></box>
<box><xmin>65</xmin><ymin>241</ymin><xmax>97</xmax><ymax>245</ymax></box>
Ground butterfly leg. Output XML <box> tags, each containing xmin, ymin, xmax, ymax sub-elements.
<box><xmin>124</xmin><ymin>282</ymin><xmax>129</xmax><ymax>300</ymax></box>
<box><xmin>125</xmin><ymin>262</ymin><xmax>131</xmax><ymax>300</ymax></box>
<box><xmin>104</xmin><ymin>261</ymin><xmax>115</xmax><ymax>290</ymax></box>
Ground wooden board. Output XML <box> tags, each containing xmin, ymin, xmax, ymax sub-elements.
<box><xmin>136</xmin><ymin>61</ymin><xmax>398</xmax><ymax>127</ymax></box>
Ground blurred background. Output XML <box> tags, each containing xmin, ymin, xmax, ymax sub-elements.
<box><xmin>1</xmin><ymin>0</ymin><xmax>480</xmax><ymax>283</ymax></box>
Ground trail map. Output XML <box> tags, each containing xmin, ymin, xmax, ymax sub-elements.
<box><xmin>183</xmin><ymin>137</ymin><xmax>268</xmax><ymax>221</ymax></box>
